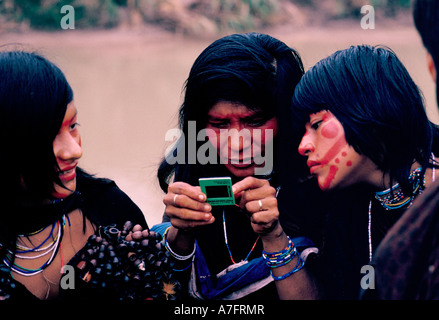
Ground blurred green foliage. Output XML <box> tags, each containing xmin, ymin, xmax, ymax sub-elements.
<box><xmin>3</xmin><ymin>0</ymin><xmax>120</xmax><ymax>29</ymax></box>
<box><xmin>1</xmin><ymin>0</ymin><xmax>413</xmax><ymax>32</ymax></box>
<box><xmin>370</xmin><ymin>0</ymin><xmax>412</xmax><ymax>15</ymax></box>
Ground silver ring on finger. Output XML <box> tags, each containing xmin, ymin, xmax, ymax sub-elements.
<box><xmin>173</xmin><ymin>194</ymin><xmax>179</xmax><ymax>207</ymax></box>
<box><xmin>258</xmin><ymin>200</ymin><xmax>263</xmax><ymax>211</ymax></box>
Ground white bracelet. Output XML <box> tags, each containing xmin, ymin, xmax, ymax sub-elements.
<box><xmin>163</xmin><ymin>227</ymin><xmax>196</xmax><ymax>261</ymax></box>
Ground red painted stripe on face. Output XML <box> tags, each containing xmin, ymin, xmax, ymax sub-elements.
<box><xmin>321</xmin><ymin>135</ymin><xmax>346</xmax><ymax>165</ymax></box>
<box><xmin>322</xmin><ymin>165</ymin><xmax>338</xmax><ymax>190</ymax></box>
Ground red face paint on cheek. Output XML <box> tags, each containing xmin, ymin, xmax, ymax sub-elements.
<box><xmin>346</xmin><ymin>161</ymin><xmax>352</xmax><ymax>167</ymax></box>
<box><xmin>321</xmin><ymin>136</ymin><xmax>346</xmax><ymax>165</ymax></box>
<box><xmin>321</xmin><ymin>122</ymin><xmax>339</xmax><ymax>139</ymax></box>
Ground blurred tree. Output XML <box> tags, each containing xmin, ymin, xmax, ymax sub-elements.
<box><xmin>370</xmin><ymin>0</ymin><xmax>411</xmax><ymax>16</ymax></box>
<box><xmin>1</xmin><ymin>0</ymin><xmax>413</xmax><ymax>32</ymax></box>
<box><xmin>12</xmin><ymin>0</ymin><xmax>120</xmax><ymax>29</ymax></box>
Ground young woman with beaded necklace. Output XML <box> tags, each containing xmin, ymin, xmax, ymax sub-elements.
<box><xmin>153</xmin><ymin>33</ymin><xmax>326</xmax><ymax>300</ymax></box>
<box><xmin>292</xmin><ymin>44</ymin><xmax>439</xmax><ymax>299</ymax></box>
<box><xmin>0</xmin><ymin>51</ymin><xmax>148</xmax><ymax>300</ymax></box>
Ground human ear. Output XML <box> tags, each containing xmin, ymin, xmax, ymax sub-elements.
<box><xmin>426</xmin><ymin>52</ymin><xmax>437</xmax><ymax>83</ymax></box>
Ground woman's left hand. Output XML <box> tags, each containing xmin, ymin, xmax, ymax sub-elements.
<box><xmin>232</xmin><ymin>176</ymin><xmax>281</xmax><ymax>238</ymax></box>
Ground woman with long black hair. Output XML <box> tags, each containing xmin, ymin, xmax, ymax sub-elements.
<box><xmin>0</xmin><ymin>50</ymin><xmax>148</xmax><ymax>300</ymax></box>
<box><xmin>153</xmin><ymin>33</ymin><xmax>325</xmax><ymax>300</ymax></box>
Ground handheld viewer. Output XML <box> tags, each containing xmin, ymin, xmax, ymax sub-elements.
<box><xmin>199</xmin><ymin>177</ymin><xmax>235</xmax><ymax>206</ymax></box>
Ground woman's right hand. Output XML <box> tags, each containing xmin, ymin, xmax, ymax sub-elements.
<box><xmin>163</xmin><ymin>181</ymin><xmax>214</xmax><ymax>232</ymax></box>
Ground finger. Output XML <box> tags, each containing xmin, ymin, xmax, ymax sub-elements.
<box><xmin>165</xmin><ymin>205</ymin><xmax>213</xmax><ymax>222</ymax></box>
<box><xmin>164</xmin><ymin>182</ymin><xmax>210</xmax><ymax>212</ymax></box>
<box><xmin>241</xmin><ymin>185</ymin><xmax>276</xmax><ymax>204</ymax></box>
<box><xmin>170</xmin><ymin>215</ymin><xmax>216</xmax><ymax>231</ymax></box>
<box><xmin>165</xmin><ymin>193</ymin><xmax>211</xmax><ymax>212</ymax></box>
<box><xmin>249</xmin><ymin>209</ymin><xmax>279</xmax><ymax>228</ymax></box>
<box><xmin>168</xmin><ymin>181</ymin><xmax>207</xmax><ymax>202</ymax></box>
<box><xmin>245</xmin><ymin>197</ymin><xmax>278</xmax><ymax>214</ymax></box>
<box><xmin>232</xmin><ymin>177</ymin><xmax>268</xmax><ymax>196</ymax></box>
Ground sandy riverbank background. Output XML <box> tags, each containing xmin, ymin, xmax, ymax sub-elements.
<box><xmin>1</xmin><ymin>11</ymin><xmax>437</xmax><ymax>226</ymax></box>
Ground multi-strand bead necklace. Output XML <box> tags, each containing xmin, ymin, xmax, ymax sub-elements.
<box><xmin>368</xmin><ymin>165</ymin><xmax>434</xmax><ymax>261</ymax></box>
<box><xmin>3</xmin><ymin>215</ymin><xmax>68</xmax><ymax>276</ymax></box>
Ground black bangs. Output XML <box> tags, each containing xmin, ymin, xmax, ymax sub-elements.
<box><xmin>291</xmin><ymin>44</ymin><xmax>433</xmax><ymax>194</ymax></box>
<box><xmin>158</xmin><ymin>33</ymin><xmax>305</xmax><ymax>192</ymax></box>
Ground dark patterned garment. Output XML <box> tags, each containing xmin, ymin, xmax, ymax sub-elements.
<box><xmin>368</xmin><ymin>179</ymin><xmax>439</xmax><ymax>299</ymax></box>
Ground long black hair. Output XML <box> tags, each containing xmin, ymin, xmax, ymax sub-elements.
<box><xmin>0</xmin><ymin>50</ymin><xmax>73</xmax><ymax>200</ymax></box>
<box><xmin>0</xmin><ymin>50</ymin><xmax>75</xmax><ymax>251</ymax></box>
<box><xmin>292</xmin><ymin>44</ymin><xmax>435</xmax><ymax>194</ymax></box>
<box><xmin>157</xmin><ymin>32</ymin><xmax>305</xmax><ymax>191</ymax></box>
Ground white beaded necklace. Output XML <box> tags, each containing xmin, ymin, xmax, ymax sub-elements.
<box><xmin>3</xmin><ymin>216</ymin><xmax>65</xmax><ymax>277</ymax></box>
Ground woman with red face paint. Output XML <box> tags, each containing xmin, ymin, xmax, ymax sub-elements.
<box><xmin>153</xmin><ymin>33</ymin><xmax>326</xmax><ymax>300</ymax></box>
<box><xmin>292</xmin><ymin>44</ymin><xmax>439</xmax><ymax>299</ymax></box>
<box><xmin>0</xmin><ymin>51</ymin><xmax>150</xmax><ymax>300</ymax></box>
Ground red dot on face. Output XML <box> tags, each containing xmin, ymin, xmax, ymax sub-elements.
<box><xmin>335</xmin><ymin>158</ymin><xmax>340</xmax><ymax>164</ymax></box>
<box><xmin>346</xmin><ymin>161</ymin><xmax>352</xmax><ymax>167</ymax></box>
<box><xmin>341</xmin><ymin>152</ymin><xmax>347</xmax><ymax>157</ymax></box>
<box><xmin>321</xmin><ymin>122</ymin><xmax>339</xmax><ymax>139</ymax></box>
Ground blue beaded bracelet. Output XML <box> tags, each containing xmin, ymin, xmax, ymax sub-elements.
<box><xmin>262</xmin><ymin>236</ymin><xmax>306</xmax><ymax>280</ymax></box>
<box><xmin>262</xmin><ymin>236</ymin><xmax>296</xmax><ymax>267</ymax></box>
<box><xmin>269</xmin><ymin>254</ymin><xmax>305</xmax><ymax>281</ymax></box>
